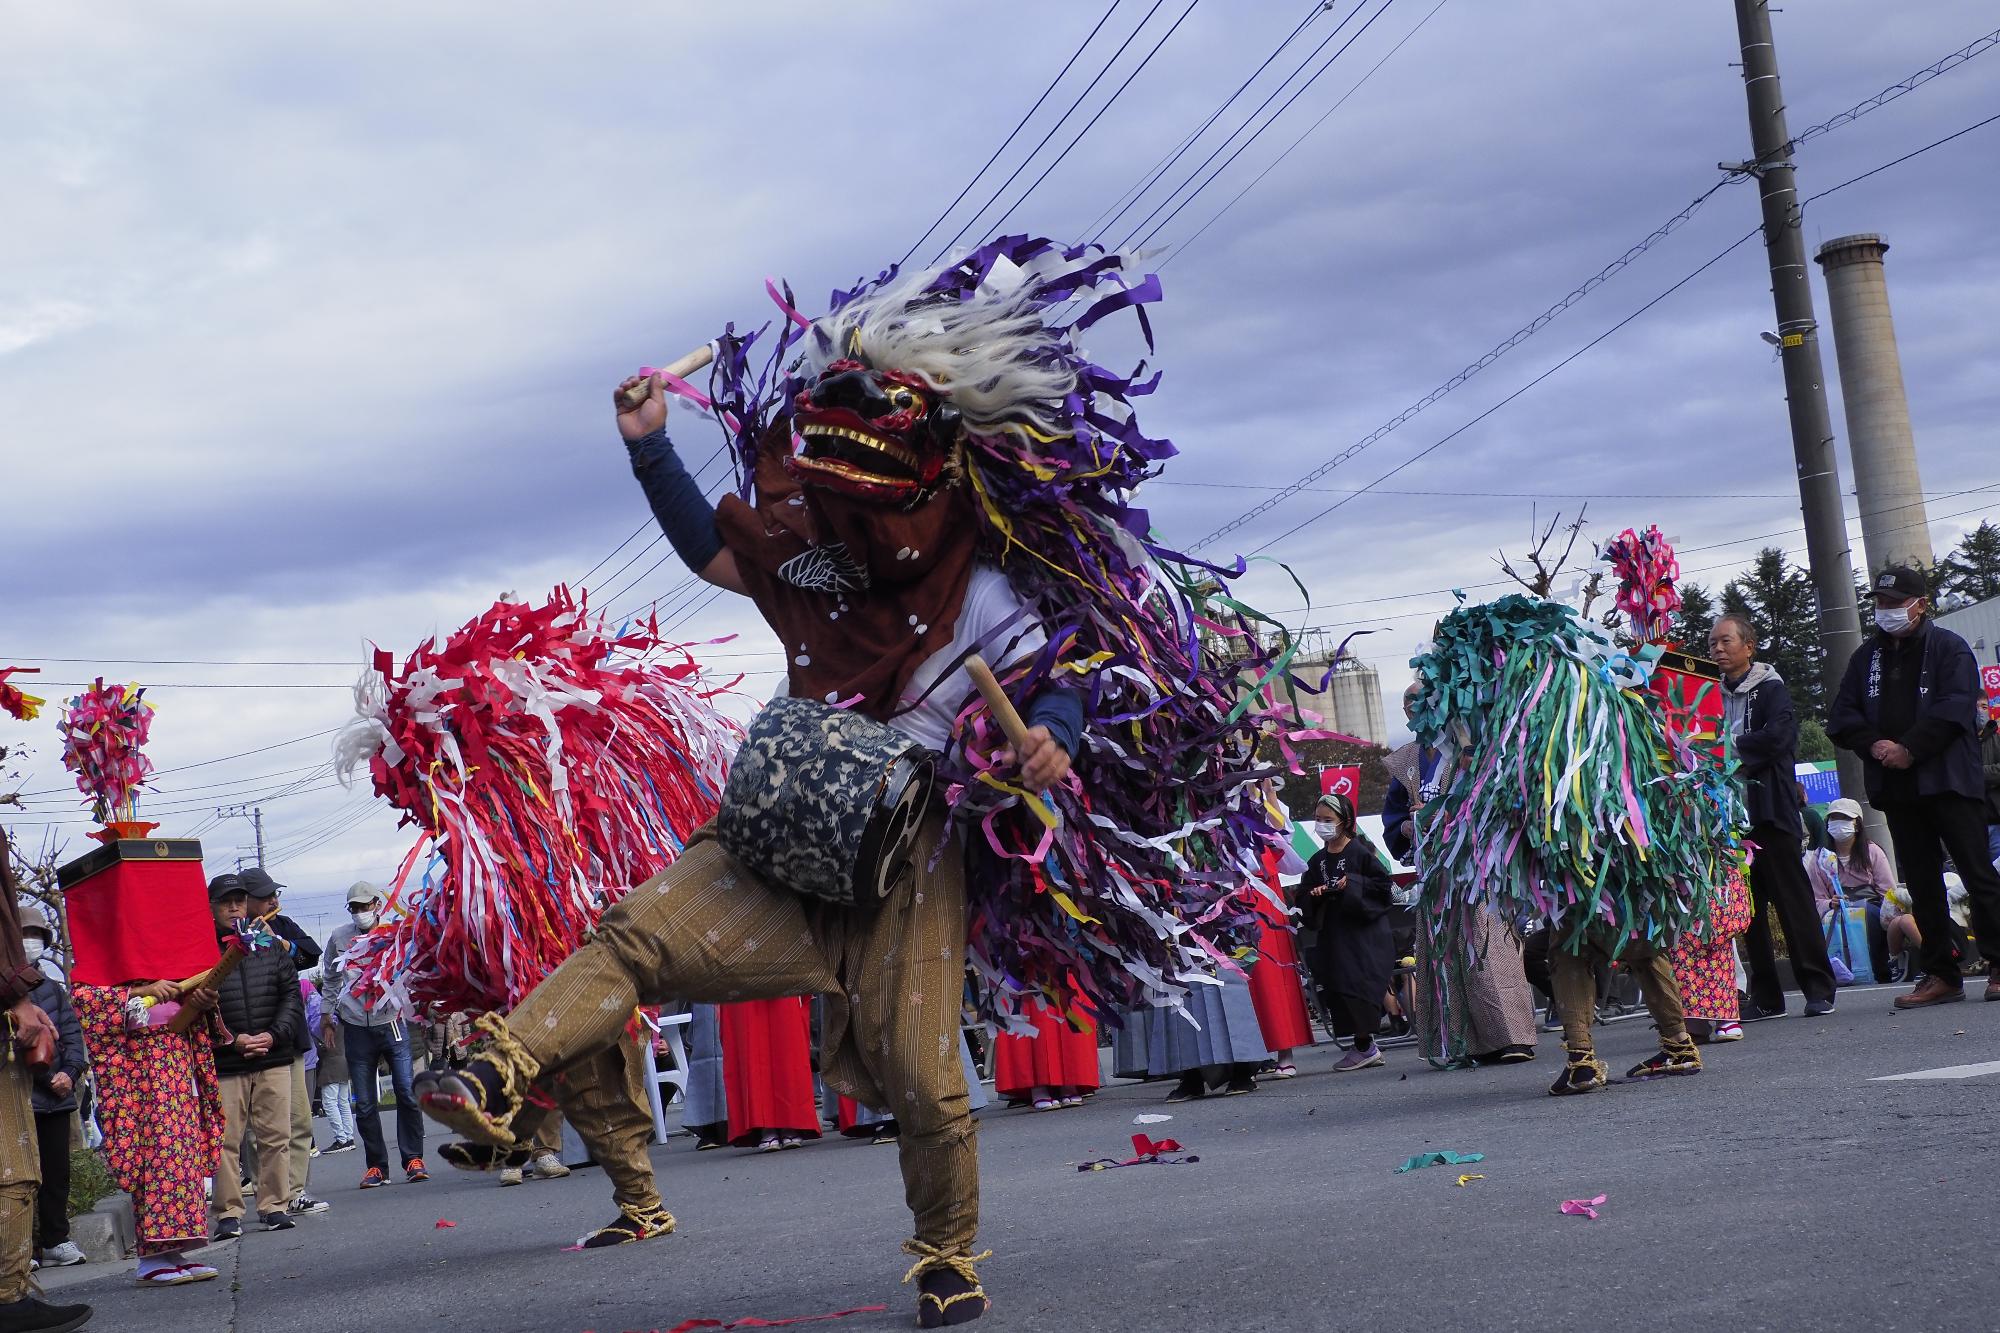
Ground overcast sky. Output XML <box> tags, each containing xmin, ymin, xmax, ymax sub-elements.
<box><xmin>5</xmin><ymin>0</ymin><xmax>1997</xmax><ymax>939</ymax></box>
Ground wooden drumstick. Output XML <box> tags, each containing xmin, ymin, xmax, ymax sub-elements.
<box><xmin>965</xmin><ymin>655</ymin><xmax>1033</xmax><ymax>753</ymax></box>
<box><xmin>164</xmin><ymin>942</ymin><xmax>246</xmax><ymax>1034</ymax></box>
<box><xmin>620</xmin><ymin>344</ymin><xmax>716</xmax><ymax>407</ymax></box>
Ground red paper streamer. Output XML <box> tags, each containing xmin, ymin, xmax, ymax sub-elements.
<box><xmin>334</xmin><ymin>587</ymin><xmax>742</xmax><ymax>1015</ymax></box>
<box><xmin>0</xmin><ymin>666</ymin><xmax>44</xmax><ymax>723</ymax></box>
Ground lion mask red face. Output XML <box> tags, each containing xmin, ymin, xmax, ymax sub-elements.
<box><xmin>788</xmin><ymin>359</ymin><xmax>963</xmax><ymax>505</ymax></box>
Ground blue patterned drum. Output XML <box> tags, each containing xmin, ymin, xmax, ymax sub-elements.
<box><xmin>716</xmin><ymin>696</ymin><xmax>936</xmax><ymax>906</ymax></box>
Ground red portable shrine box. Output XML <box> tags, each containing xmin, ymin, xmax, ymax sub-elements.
<box><xmin>1645</xmin><ymin>648</ymin><xmax>1723</xmax><ymax>756</ymax></box>
<box><xmin>57</xmin><ymin>838</ymin><xmax>222</xmax><ymax>986</ymax></box>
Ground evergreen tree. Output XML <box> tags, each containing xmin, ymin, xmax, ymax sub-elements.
<box><xmin>1670</xmin><ymin>582</ymin><xmax>1717</xmax><ymax>652</ymax></box>
<box><xmin>1936</xmin><ymin>520</ymin><xmax>2000</xmax><ymax>608</ymax></box>
<box><xmin>1722</xmin><ymin>546</ymin><xmax>1827</xmax><ymax>714</ymax></box>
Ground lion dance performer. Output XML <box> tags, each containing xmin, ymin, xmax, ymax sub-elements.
<box><xmin>1407</xmin><ymin>593</ymin><xmax>1743</xmax><ymax>1097</ymax></box>
<box><xmin>408</xmin><ymin>237</ymin><xmax>1285</xmax><ymax>1326</ymax></box>
<box><xmin>335</xmin><ymin>592</ymin><xmax>740</xmax><ymax>1246</ymax></box>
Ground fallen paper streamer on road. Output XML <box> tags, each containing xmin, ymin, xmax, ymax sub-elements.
<box><xmin>1560</xmin><ymin>1194</ymin><xmax>1608</xmax><ymax>1220</ymax></box>
<box><xmin>1394</xmin><ymin>1150</ymin><xmax>1486</xmax><ymax>1173</ymax></box>
<box><xmin>1078</xmin><ymin>1132</ymin><xmax>1200</xmax><ymax>1170</ymax></box>
<box><xmin>1455</xmin><ymin>1174</ymin><xmax>1484</xmax><ymax>1186</ymax></box>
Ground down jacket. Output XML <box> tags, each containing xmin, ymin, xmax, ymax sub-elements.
<box><xmin>212</xmin><ymin>925</ymin><xmax>305</xmax><ymax>1077</ymax></box>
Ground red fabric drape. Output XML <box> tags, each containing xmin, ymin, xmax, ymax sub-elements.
<box><xmin>1247</xmin><ymin>857</ymin><xmax>1314</xmax><ymax>1053</ymax></box>
<box><xmin>720</xmin><ymin>996</ymin><xmax>821</xmax><ymax>1145</ymax></box>
<box><xmin>993</xmin><ymin>1000</ymin><xmax>1100</xmax><ymax>1098</ymax></box>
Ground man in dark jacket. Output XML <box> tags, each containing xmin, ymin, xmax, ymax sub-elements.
<box><xmin>17</xmin><ymin>908</ymin><xmax>88</xmax><ymax>1270</ymax></box>
<box><xmin>1709</xmin><ymin>613</ymin><xmax>1837</xmax><ymax>1017</ymax></box>
<box><xmin>1828</xmin><ymin>565</ymin><xmax>2000</xmax><ymax>1007</ymax></box>
<box><xmin>207</xmin><ymin>874</ymin><xmax>305</xmax><ymax>1239</ymax></box>
<box><xmin>238</xmin><ymin>867</ymin><xmax>328</xmax><ymax>1218</ymax></box>
<box><xmin>0</xmin><ymin>833</ymin><xmax>93</xmax><ymax>1333</ymax></box>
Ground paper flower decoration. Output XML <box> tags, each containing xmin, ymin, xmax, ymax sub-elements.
<box><xmin>57</xmin><ymin>679</ymin><xmax>156</xmax><ymax>822</ymax></box>
<box><xmin>1602</xmin><ymin>525</ymin><xmax>1682</xmax><ymax>645</ymax></box>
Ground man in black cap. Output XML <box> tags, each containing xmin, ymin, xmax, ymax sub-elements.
<box><xmin>239</xmin><ymin>868</ymin><xmax>321</xmax><ymax>972</ymax></box>
<box><xmin>238</xmin><ymin>868</ymin><xmax>328</xmax><ymax>1218</ymax></box>
<box><xmin>206</xmin><ymin>874</ymin><xmax>304</xmax><ymax>1240</ymax></box>
<box><xmin>1829</xmin><ymin>564</ymin><xmax>2000</xmax><ymax>1007</ymax></box>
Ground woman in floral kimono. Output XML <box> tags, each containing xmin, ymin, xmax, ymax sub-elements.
<box><xmin>72</xmin><ymin>979</ymin><xmax>226</xmax><ymax>1285</ymax></box>
<box><xmin>1671</xmin><ymin>867</ymin><xmax>1753</xmax><ymax>1043</ymax></box>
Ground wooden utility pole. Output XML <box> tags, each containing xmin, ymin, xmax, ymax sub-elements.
<box><xmin>1729</xmin><ymin>0</ymin><xmax>1874</xmax><ymax>831</ymax></box>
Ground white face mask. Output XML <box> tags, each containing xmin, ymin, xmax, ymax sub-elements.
<box><xmin>1314</xmin><ymin>820</ymin><xmax>1340</xmax><ymax>839</ymax></box>
<box><xmin>22</xmin><ymin>939</ymin><xmax>45</xmax><ymax>964</ymax></box>
<box><xmin>1826</xmin><ymin>819</ymin><xmax>1855</xmax><ymax>842</ymax></box>
<box><xmin>352</xmin><ymin>909</ymin><xmax>379</xmax><ymax>930</ymax></box>
<box><xmin>1874</xmin><ymin>606</ymin><xmax>1913</xmax><ymax>635</ymax></box>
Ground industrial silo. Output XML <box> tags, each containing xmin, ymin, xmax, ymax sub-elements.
<box><xmin>1326</xmin><ymin>657</ymin><xmax>1387</xmax><ymax>747</ymax></box>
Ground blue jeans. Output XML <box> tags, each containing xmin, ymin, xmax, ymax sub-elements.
<box><xmin>342</xmin><ymin>1022</ymin><xmax>423</xmax><ymax>1173</ymax></box>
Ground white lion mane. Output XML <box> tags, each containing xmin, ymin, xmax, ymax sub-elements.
<box><xmin>794</xmin><ymin>256</ymin><xmax>1086</xmax><ymax>441</ymax></box>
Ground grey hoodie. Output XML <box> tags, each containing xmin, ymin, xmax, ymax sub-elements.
<box><xmin>1721</xmin><ymin>659</ymin><xmax>1777</xmax><ymax>743</ymax></box>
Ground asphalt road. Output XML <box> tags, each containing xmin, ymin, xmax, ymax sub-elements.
<box><xmin>43</xmin><ymin>982</ymin><xmax>2000</xmax><ymax>1333</ymax></box>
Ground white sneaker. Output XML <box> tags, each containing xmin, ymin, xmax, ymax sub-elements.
<box><xmin>39</xmin><ymin>1241</ymin><xmax>88</xmax><ymax>1267</ymax></box>
<box><xmin>499</xmin><ymin>1166</ymin><xmax>524</xmax><ymax>1187</ymax></box>
<box><xmin>528</xmin><ymin>1151</ymin><xmax>571</xmax><ymax>1180</ymax></box>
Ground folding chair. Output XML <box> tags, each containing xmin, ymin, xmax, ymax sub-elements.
<box><xmin>638</xmin><ymin>1010</ymin><xmax>693</xmax><ymax>1145</ymax></box>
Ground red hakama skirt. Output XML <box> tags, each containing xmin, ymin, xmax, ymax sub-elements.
<box><xmin>993</xmin><ymin>1001</ymin><xmax>1100</xmax><ymax>1099</ymax></box>
<box><xmin>1247</xmin><ymin>878</ymin><xmax>1315</xmax><ymax>1053</ymax></box>
<box><xmin>720</xmin><ymin>996</ymin><xmax>821</xmax><ymax>1146</ymax></box>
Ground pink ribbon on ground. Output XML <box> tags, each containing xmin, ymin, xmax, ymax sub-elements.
<box><xmin>1560</xmin><ymin>1194</ymin><xmax>1607</xmax><ymax>1220</ymax></box>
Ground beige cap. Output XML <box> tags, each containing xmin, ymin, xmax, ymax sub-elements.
<box><xmin>15</xmin><ymin>903</ymin><xmax>49</xmax><ymax>935</ymax></box>
<box><xmin>345</xmin><ymin>880</ymin><xmax>383</xmax><ymax>907</ymax></box>
<box><xmin>1826</xmin><ymin>797</ymin><xmax>1863</xmax><ymax>820</ymax></box>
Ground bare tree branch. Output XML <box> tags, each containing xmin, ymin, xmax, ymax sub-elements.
<box><xmin>1494</xmin><ymin>503</ymin><xmax>1592</xmax><ymax>599</ymax></box>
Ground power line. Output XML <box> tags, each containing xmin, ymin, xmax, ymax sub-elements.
<box><xmin>1786</xmin><ymin>27</ymin><xmax>2000</xmax><ymax>149</ymax></box>
<box><xmin>1238</xmin><ymin>485</ymin><xmax>2000</xmax><ymax>627</ymax></box>
<box><xmin>266</xmin><ymin>800</ymin><xmax>383</xmax><ymax>864</ymax></box>
<box><xmin>1243</xmin><ymin>224</ymin><xmax>1764</xmax><ymax>557</ymax></box>
<box><xmin>9</xmin><ymin>777</ymin><xmax>350</xmax><ymax>826</ymax></box>
<box><xmin>1805</xmin><ymin>108</ymin><xmax>2000</xmax><ymax>203</ymax></box>
<box><xmin>573</xmin><ymin>518</ymin><xmax>653</xmax><ymax>588</ymax></box>
<box><xmin>1116</xmin><ymin>0</ymin><xmax>1387</xmax><ymax>251</ymax></box>
<box><xmin>1160</xmin><ymin>0</ymin><xmax>1449</xmax><ymax>265</ymax></box>
<box><xmin>26</xmin><ymin>680</ymin><xmax>353</xmax><ymax>690</ymax></box>
<box><xmin>1151</xmin><ymin>480</ymin><xmax>1930</xmax><ymax>500</ymax></box>
<box><xmin>927</xmin><ymin>0</ymin><xmax>1180</xmax><ymax>265</ymax></box>
<box><xmin>1186</xmin><ymin>32</ymin><xmax>2000</xmax><ymax>552</ymax></box>
<box><xmin>901</xmin><ymin>0</ymin><xmax>1129</xmax><ymax>266</ymax></box>
<box><xmin>4</xmin><ymin>655</ymin><xmax>354</xmax><ymax>667</ymax></box>
<box><xmin>980</xmin><ymin>0</ymin><xmax>1208</xmax><ymax>245</ymax></box>
<box><xmin>1190</xmin><ymin>190</ymin><xmax>1743</xmax><ymax>552</ymax></box>
<box><xmin>1238</xmin><ymin>103</ymin><xmax>2000</xmax><ymax>561</ymax></box>
<box><xmin>1085</xmin><ymin>0</ymin><xmax>1334</xmax><ymax>245</ymax></box>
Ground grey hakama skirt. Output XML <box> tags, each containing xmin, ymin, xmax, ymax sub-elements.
<box><xmin>1138</xmin><ymin>966</ymin><xmax>1270</xmax><ymax>1075</ymax></box>
<box><xmin>681</xmin><ymin>1003</ymin><xmax>727</xmax><ymax>1133</ymax></box>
